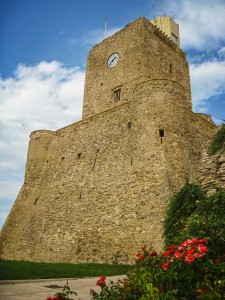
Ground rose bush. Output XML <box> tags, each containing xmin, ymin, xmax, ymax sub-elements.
<box><xmin>46</xmin><ymin>281</ymin><xmax>77</xmax><ymax>300</ymax></box>
<box><xmin>91</xmin><ymin>239</ymin><xmax>225</xmax><ymax>299</ymax></box>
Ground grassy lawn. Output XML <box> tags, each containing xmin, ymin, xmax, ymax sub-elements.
<box><xmin>0</xmin><ymin>259</ymin><xmax>132</xmax><ymax>280</ymax></box>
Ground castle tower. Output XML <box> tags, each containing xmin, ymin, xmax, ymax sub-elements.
<box><xmin>82</xmin><ymin>17</ymin><xmax>187</xmax><ymax>119</ymax></box>
<box><xmin>0</xmin><ymin>17</ymin><xmax>215</xmax><ymax>263</ymax></box>
<box><xmin>151</xmin><ymin>16</ymin><xmax>180</xmax><ymax>47</ymax></box>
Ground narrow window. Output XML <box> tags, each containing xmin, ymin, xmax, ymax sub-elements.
<box><xmin>92</xmin><ymin>149</ymin><xmax>100</xmax><ymax>171</ymax></box>
<box><xmin>77</xmin><ymin>153</ymin><xmax>81</xmax><ymax>159</ymax></box>
<box><xmin>34</xmin><ymin>198</ymin><xmax>38</xmax><ymax>205</ymax></box>
<box><xmin>79</xmin><ymin>191</ymin><xmax>82</xmax><ymax>199</ymax></box>
<box><xmin>169</xmin><ymin>63</ymin><xmax>172</xmax><ymax>74</ymax></box>
<box><xmin>127</xmin><ymin>122</ymin><xmax>132</xmax><ymax>129</ymax></box>
<box><xmin>114</xmin><ymin>88</ymin><xmax>121</xmax><ymax>101</ymax></box>
<box><xmin>159</xmin><ymin>129</ymin><xmax>164</xmax><ymax>138</ymax></box>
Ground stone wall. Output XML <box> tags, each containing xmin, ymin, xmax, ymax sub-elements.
<box><xmin>0</xmin><ymin>17</ymin><xmax>216</xmax><ymax>264</ymax></box>
<box><xmin>82</xmin><ymin>17</ymin><xmax>191</xmax><ymax>119</ymax></box>
<box><xmin>196</xmin><ymin>145</ymin><xmax>225</xmax><ymax>195</ymax></box>
<box><xmin>0</xmin><ymin>87</ymin><xmax>215</xmax><ymax>264</ymax></box>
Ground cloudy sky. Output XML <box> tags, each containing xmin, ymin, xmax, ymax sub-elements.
<box><xmin>0</xmin><ymin>0</ymin><xmax>225</xmax><ymax>229</ymax></box>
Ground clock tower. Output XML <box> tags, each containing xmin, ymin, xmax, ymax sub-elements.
<box><xmin>0</xmin><ymin>16</ymin><xmax>215</xmax><ymax>264</ymax></box>
<box><xmin>82</xmin><ymin>17</ymin><xmax>191</xmax><ymax>119</ymax></box>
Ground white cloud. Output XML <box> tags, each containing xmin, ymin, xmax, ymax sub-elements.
<box><xmin>0</xmin><ymin>61</ymin><xmax>85</xmax><ymax>228</ymax></box>
<box><xmin>147</xmin><ymin>0</ymin><xmax>225</xmax><ymax>51</ymax></box>
<box><xmin>146</xmin><ymin>0</ymin><xmax>225</xmax><ymax>120</ymax></box>
<box><xmin>178</xmin><ymin>0</ymin><xmax>225</xmax><ymax>50</ymax></box>
<box><xmin>218</xmin><ymin>47</ymin><xmax>225</xmax><ymax>58</ymax></box>
<box><xmin>190</xmin><ymin>60</ymin><xmax>225</xmax><ymax>110</ymax></box>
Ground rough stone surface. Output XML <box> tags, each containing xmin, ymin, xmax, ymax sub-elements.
<box><xmin>195</xmin><ymin>144</ymin><xmax>225</xmax><ymax>195</ymax></box>
<box><xmin>0</xmin><ymin>17</ymin><xmax>216</xmax><ymax>264</ymax></box>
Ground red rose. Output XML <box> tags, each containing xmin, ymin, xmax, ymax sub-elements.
<box><xmin>191</xmin><ymin>238</ymin><xmax>198</xmax><ymax>244</ymax></box>
<box><xmin>198</xmin><ymin>239</ymin><xmax>208</xmax><ymax>244</ymax></box>
<box><xmin>99</xmin><ymin>275</ymin><xmax>106</xmax><ymax>281</ymax></box>
<box><xmin>164</xmin><ymin>250</ymin><xmax>173</xmax><ymax>257</ymax></box>
<box><xmin>96</xmin><ymin>275</ymin><xmax>106</xmax><ymax>286</ymax></box>
<box><xmin>46</xmin><ymin>297</ymin><xmax>54</xmax><ymax>300</ymax></box>
<box><xmin>174</xmin><ymin>250</ymin><xmax>182</xmax><ymax>260</ymax></box>
<box><xmin>162</xmin><ymin>262</ymin><xmax>169</xmax><ymax>270</ymax></box>
<box><xmin>185</xmin><ymin>252</ymin><xmax>195</xmax><ymax>264</ymax></box>
<box><xmin>169</xmin><ymin>244</ymin><xmax>176</xmax><ymax>250</ymax></box>
<box><xmin>198</xmin><ymin>244</ymin><xmax>208</xmax><ymax>254</ymax></box>
<box><xmin>149</xmin><ymin>251</ymin><xmax>158</xmax><ymax>256</ymax></box>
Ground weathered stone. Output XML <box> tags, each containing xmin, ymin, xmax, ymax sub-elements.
<box><xmin>218</xmin><ymin>155</ymin><xmax>225</xmax><ymax>163</ymax></box>
<box><xmin>206</xmin><ymin>189</ymin><xmax>217</xmax><ymax>196</ymax></box>
<box><xmin>204</xmin><ymin>163</ymin><xmax>218</xmax><ymax>169</ymax></box>
<box><xmin>0</xmin><ymin>16</ymin><xmax>216</xmax><ymax>264</ymax></box>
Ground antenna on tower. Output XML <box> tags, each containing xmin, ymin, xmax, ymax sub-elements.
<box><xmin>104</xmin><ymin>17</ymin><xmax>108</xmax><ymax>38</ymax></box>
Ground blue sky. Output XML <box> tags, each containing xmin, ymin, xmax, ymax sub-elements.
<box><xmin>0</xmin><ymin>0</ymin><xmax>225</xmax><ymax>229</ymax></box>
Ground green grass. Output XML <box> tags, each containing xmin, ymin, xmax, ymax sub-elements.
<box><xmin>0</xmin><ymin>259</ymin><xmax>132</xmax><ymax>280</ymax></box>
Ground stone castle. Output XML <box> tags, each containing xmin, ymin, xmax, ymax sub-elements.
<box><xmin>0</xmin><ymin>17</ymin><xmax>216</xmax><ymax>263</ymax></box>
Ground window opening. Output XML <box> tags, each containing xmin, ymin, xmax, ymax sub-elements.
<box><xmin>34</xmin><ymin>198</ymin><xmax>38</xmax><ymax>205</ymax></box>
<box><xmin>127</xmin><ymin>122</ymin><xmax>132</xmax><ymax>129</ymax></box>
<box><xmin>61</xmin><ymin>156</ymin><xmax>65</xmax><ymax>161</ymax></box>
<box><xmin>114</xmin><ymin>88</ymin><xmax>121</xmax><ymax>101</ymax></box>
<box><xmin>170</xmin><ymin>63</ymin><xmax>172</xmax><ymax>74</ymax></box>
<box><xmin>79</xmin><ymin>191</ymin><xmax>82</xmax><ymax>199</ymax></box>
<box><xmin>159</xmin><ymin>129</ymin><xmax>164</xmax><ymax>137</ymax></box>
<box><xmin>77</xmin><ymin>153</ymin><xmax>82</xmax><ymax>159</ymax></box>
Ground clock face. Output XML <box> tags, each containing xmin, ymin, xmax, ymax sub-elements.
<box><xmin>107</xmin><ymin>53</ymin><xmax>119</xmax><ymax>68</ymax></box>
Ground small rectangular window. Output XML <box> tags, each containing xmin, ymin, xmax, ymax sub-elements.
<box><xmin>77</xmin><ymin>153</ymin><xmax>81</xmax><ymax>159</ymax></box>
<box><xmin>114</xmin><ymin>89</ymin><xmax>121</xmax><ymax>101</ymax></box>
<box><xmin>169</xmin><ymin>63</ymin><xmax>172</xmax><ymax>74</ymax></box>
<box><xmin>127</xmin><ymin>122</ymin><xmax>132</xmax><ymax>129</ymax></box>
<box><xmin>159</xmin><ymin>129</ymin><xmax>164</xmax><ymax>137</ymax></box>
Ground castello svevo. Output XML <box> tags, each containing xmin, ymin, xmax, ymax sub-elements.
<box><xmin>0</xmin><ymin>17</ymin><xmax>216</xmax><ymax>263</ymax></box>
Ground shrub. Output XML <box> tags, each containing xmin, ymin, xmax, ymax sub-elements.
<box><xmin>180</xmin><ymin>190</ymin><xmax>225</xmax><ymax>258</ymax></box>
<box><xmin>163</xmin><ymin>182</ymin><xmax>205</xmax><ymax>247</ymax></box>
<box><xmin>164</xmin><ymin>182</ymin><xmax>225</xmax><ymax>258</ymax></box>
<box><xmin>91</xmin><ymin>241</ymin><xmax>225</xmax><ymax>299</ymax></box>
<box><xmin>207</xmin><ymin>123</ymin><xmax>225</xmax><ymax>155</ymax></box>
